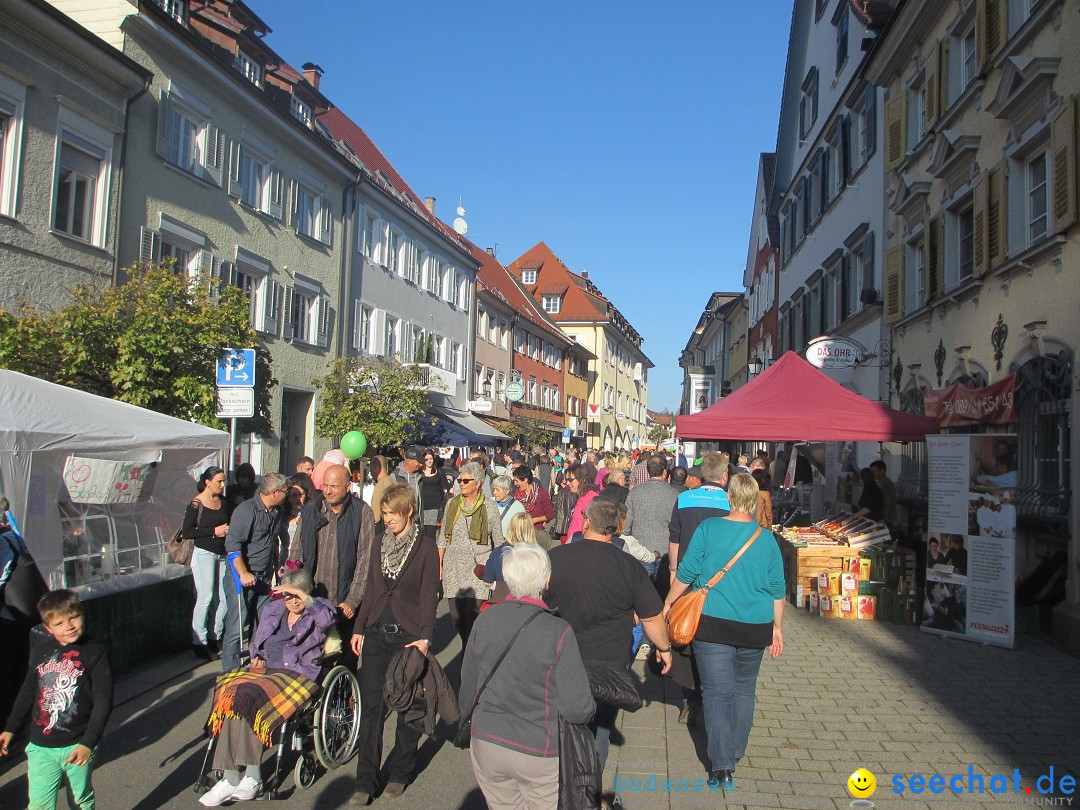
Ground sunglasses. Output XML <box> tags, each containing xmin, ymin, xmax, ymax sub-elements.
<box><xmin>565</xmin><ymin>477</ymin><xmax>577</xmax><ymax>483</ymax></box>
<box><xmin>458</xmin><ymin>478</ymin><xmax>475</xmax><ymax>484</ymax></box>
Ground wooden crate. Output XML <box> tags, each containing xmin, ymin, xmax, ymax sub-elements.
<box><xmin>779</xmin><ymin>537</ymin><xmax>859</xmax><ymax>606</ymax></box>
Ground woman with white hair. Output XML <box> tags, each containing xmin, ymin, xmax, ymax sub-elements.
<box><xmin>491</xmin><ymin>475</ymin><xmax>526</xmax><ymax>537</ymax></box>
<box><xmin>460</xmin><ymin>543</ymin><xmax>594</xmax><ymax>810</ymax></box>
<box><xmin>439</xmin><ymin>461</ymin><xmax>504</xmax><ymax>644</ymax></box>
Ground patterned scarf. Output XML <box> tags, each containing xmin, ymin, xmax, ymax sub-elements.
<box><xmin>518</xmin><ymin>482</ymin><xmax>540</xmax><ymax>510</ymax></box>
<box><xmin>443</xmin><ymin>493</ymin><xmax>489</xmax><ymax>545</ymax></box>
<box><xmin>381</xmin><ymin>522</ymin><xmax>419</xmax><ymax>580</ymax></box>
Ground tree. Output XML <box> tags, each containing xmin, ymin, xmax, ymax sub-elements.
<box><xmin>646</xmin><ymin>410</ymin><xmax>675</xmax><ymax>446</ymax></box>
<box><xmin>495</xmin><ymin>411</ymin><xmax>558</xmax><ymax>449</ymax></box>
<box><xmin>314</xmin><ymin>356</ymin><xmax>438</xmax><ymax>448</ymax></box>
<box><xmin>0</xmin><ymin>263</ymin><xmax>275</xmax><ymax>433</ymax></box>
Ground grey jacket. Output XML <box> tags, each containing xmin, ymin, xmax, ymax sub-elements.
<box><xmin>224</xmin><ymin>495</ymin><xmax>284</xmax><ymax>576</ymax></box>
<box><xmin>460</xmin><ymin>599</ymin><xmax>594</xmax><ymax>757</ymax></box>
<box><xmin>625</xmin><ymin>479</ymin><xmax>680</xmax><ymax>554</ymax></box>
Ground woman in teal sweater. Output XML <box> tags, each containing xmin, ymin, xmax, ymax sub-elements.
<box><xmin>663</xmin><ymin>472</ymin><xmax>786</xmax><ymax>793</ymax></box>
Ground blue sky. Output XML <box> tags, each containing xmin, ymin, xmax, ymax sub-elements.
<box><xmin>256</xmin><ymin>0</ymin><xmax>793</xmax><ymax>411</ymax></box>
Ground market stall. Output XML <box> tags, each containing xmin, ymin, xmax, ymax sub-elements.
<box><xmin>0</xmin><ymin>370</ymin><xmax>228</xmax><ymax>667</ymax></box>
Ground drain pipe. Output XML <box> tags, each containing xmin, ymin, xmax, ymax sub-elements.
<box><xmin>113</xmin><ymin>74</ymin><xmax>153</xmax><ymax>285</ymax></box>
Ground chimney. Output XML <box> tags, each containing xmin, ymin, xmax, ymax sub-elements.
<box><xmin>301</xmin><ymin>62</ymin><xmax>323</xmax><ymax>91</ymax></box>
<box><xmin>424</xmin><ymin>196</ymin><xmax>436</xmax><ymax>216</ymax></box>
<box><xmin>486</xmin><ymin>247</ymin><xmax>495</xmax><ymax>256</ymax></box>
<box><xmin>581</xmin><ymin>270</ymin><xmax>589</xmax><ymax>279</ymax></box>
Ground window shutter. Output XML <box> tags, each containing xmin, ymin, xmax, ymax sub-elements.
<box><xmin>139</xmin><ymin>226</ymin><xmax>160</xmax><ymax>264</ymax></box>
<box><xmin>977</xmin><ymin>0</ymin><xmax>1005</xmax><ymax>75</ymax></box>
<box><xmin>197</xmin><ymin>249</ymin><xmax>213</xmax><ymax>285</ymax></box>
<box><xmin>1051</xmin><ymin>96</ymin><xmax>1077</xmax><ymax>233</ymax></box>
<box><xmin>155</xmin><ymin>90</ymin><xmax>171</xmax><ymax>159</ymax></box>
<box><xmin>317</xmin><ymin>295</ymin><xmax>330</xmax><ymax>347</ymax></box>
<box><xmin>972</xmin><ymin>172</ymin><xmax>988</xmax><ymax>277</ymax></box>
<box><xmin>925</xmin><ymin>41</ymin><xmax>941</xmax><ymax>130</ymax></box>
<box><xmin>352</xmin><ymin>300</ymin><xmax>363</xmax><ymax>350</ymax></box>
<box><xmin>227</xmin><ymin>140</ymin><xmax>242</xmax><ymax>198</ymax></box>
<box><xmin>268</xmin><ymin>169</ymin><xmax>284</xmax><ymax>220</ymax></box>
<box><xmin>282</xmin><ymin>285</ymin><xmax>294</xmax><ymax>339</ymax></box>
<box><xmin>262</xmin><ymin>278</ymin><xmax>280</xmax><ymax>335</ymax></box>
<box><xmin>203</xmin><ymin>125</ymin><xmax>224</xmax><ymax>186</ymax></box>
<box><xmin>290</xmin><ymin>181</ymin><xmax>300</xmax><ymax>231</ymax></box>
<box><xmin>864</xmin><ymin>83</ymin><xmax>877</xmax><ymax>159</ymax></box>
<box><xmin>319</xmin><ymin>196</ymin><xmax>332</xmax><ymax>245</ymax></box>
<box><xmin>987</xmin><ymin>160</ymin><xmax>1007</xmax><ymax>268</ymax></box>
<box><xmin>924</xmin><ymin>215</ymin><xmax>944</xmax><ymax>304</ymax></box>
<box><xmin>940</xmin><ymin>39</ymin><xmax>950</xmax><ymax>111</ymax></box>
<box><xmin>884</xmin><ymin>93</ymin><xmax>907</xmax><ymax>171</ymax></box>
<box><xmin>216</xmin><ymin>260</ymin><xmax>237</xmax><ymax>293</ymax></box>
<box><xmin>839</xmin><ymin>115</ymin><xmax>851</xmax><ymax>182</ymax></box>
<box><xmin>839</xmin><ymin>252</ymin><xmax>850</xmax><ymax>321</ymax></box>
<box><xmin>883</xmin><ymin>244</ymin><xmax>904</xmax><ymax>324</ymax></box>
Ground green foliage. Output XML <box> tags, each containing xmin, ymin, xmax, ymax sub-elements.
<box><xmin>0</xmin><ymin>263</ymin><xmax>275</xmax><ymax>434</ymax></box>
<box><xmin>647</xmin><ymin>419</ymin><xmax>672</xmax><ymax>445</ymax></box>
<box><xmin>314</xmin><ymin>356</ymin><xmax>436</xmax><ymax>448</ymax></box>
<box><xmin>496</xmin><ymin>411</ymin><xmax>558</xmax><ymax>449</ymax></box>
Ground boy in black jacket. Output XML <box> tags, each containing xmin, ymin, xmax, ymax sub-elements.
<box><xmin>0</xmin><ymin>589</ymin><xmax>112</xmax><ymax>810</ymax></box>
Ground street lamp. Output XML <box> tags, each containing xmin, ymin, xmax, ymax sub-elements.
<box><xmin>747</xmin><ymin>355</ymin><xmax>772</xmax><ymax>378</ymax></box>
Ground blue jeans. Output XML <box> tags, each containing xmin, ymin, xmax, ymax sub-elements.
<box><xmin>641</xmin><ymin>557</ymin><xmax>661</xmax><ymax>581</ymax></box>
<box><xmin>692</xmin><ymin>640</ymin><xmax>764</xmax><ymax>771</ymax></box>
<box><xmin>190</xmin><ymin>547</ymin><xmax>228</xmax><ymax>645</ymax></box>
<box><xmin>221</xmin><ymin>574</ymin><xmax>270</xmax><ymax>671</ymax></box>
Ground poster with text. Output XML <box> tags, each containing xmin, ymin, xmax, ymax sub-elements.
<box><xmin>923</xmin><ymin>435</ymin><xmax>1016</xmax><ymax>648</ymax></box>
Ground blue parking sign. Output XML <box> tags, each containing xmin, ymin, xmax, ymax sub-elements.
<box><xmin>217</xmin><ymin>348</ymin><xmax>256</xmax><ymax>388</ymax></box>
<box><xmin>561</xmin><ymin>428</ymin><xmax>572</xmax><ymax>443</ymax></box>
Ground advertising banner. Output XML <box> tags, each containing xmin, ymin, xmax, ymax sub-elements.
<box><xmin>924</xmin><ymin>375</ymin><xmax>1017</xmax><ymax>427</ymax></box>
<box><xmin>923</xmin><ymin>435</ymin><xmax>1017</xmax><ymax>648</ymax></box>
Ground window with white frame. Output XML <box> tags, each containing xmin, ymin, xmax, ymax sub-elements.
<box><xmin>488</xmin><ymin>314</ymin><xmax>497</xmax><ymax>344</ymax></box>
<box><xmin>799</xmin><ymin>68</ymin><xmax>819</xmax><ymax>140</ymax></box>
<box><xmin>542</xmin><ymin>295</ymin><xmax>561</xmax><ymax>314</ymax></box>
<box><xmin>834</xmin><ymin>2</ymin><xmax>849</xmax><ymax>74</ymax></box>
<box><xmin>948</xmin><ymin>20</ymin><xmax>978</xmax><ymax>105</ymax></box>
<box><xmin>477</xmin><ymin>309</ymin><xmax>487</xmax><ymax>338</ymax></box>
<box><xmin>53</xmin><ymin>113</ymin><xmax>112</xmax><ymax>248</ymax></box>
<box><xmin>289</xmin><ymin>286</ymin><xmax>316</xmax><ymax>343</ymax></box>
<box><xmin>241</xmin><ymin>148</ymin><xmax>267</xmax><ymax>210</ymax></box>
<box><xmin>521</xmin><ymin>269</ymin><xmax>537</xmax><ymax>285</ymax></box>
<box><xmin>152</xmin><ymin>0</ymin><xmax>185</xmax><ymax>23</ymax></box>
<box><xmin>363</xmin><ymin>212</ymin><xmax>381</xmax><ymax>262</ymax></box>
<box><xmin>904</xmin><ymin>234</ymin><xmax>925</xmax><ymax>315</ymax></box>
<box><xmin>290</xmin><ymin>96</ymin><xmax>312</xmax><ymax>127</ymax></box>
<box><xmin>452</xmin><ymin>341</ymin><xmax>464</xmax><ymax>381</ymax></box>
<box><xmin>529</xmin><ymin>377</ymin><xmax>538</xmax><ymax>405</ymax></box>
<box><xmin>530</xmin><ymin>335</ymin><xmax>541</xmax><ymax>361</ymax></box>
<box><xmin>407</xmin><ymin>243</ymin><xmax>421</xmax><ymax>284</ymax></box>
<box><xmin>411</xmin><ymin>325</ymin><xmax>425</xmax><ymax>362</ymax></box>
<box><xmin>434</xmin><ymin>335</ymin><xmax>446</xmax><ymax>369</ymax></box>
<box><xmin>354</xmin><ymin>302</ymin><xmax>373</xmax><ymax>352</ymax></box>
<box><xmin>542</xmin><ymin>383</ymin><xmax>550</xmax><ymax>409</ymax></box>
<box><xmin>0</xmin><ymin>77</ymin><xmax>26</xmax><ymax>219</ymax></box>
<box><xmin>235</xmin><ymin>51</ymin><xmax>262</xmax><ymax>87</ymax></box>
<box><xmin>440</xmin><ymin>265</ymin><xmax>453</xmax><ymax>301</ymax></box>
<box><xmin>1025</xmin><ymin>149</ymin><xmax>1049</xmax><ymax>245</ymax></box>
<box><xmin>906</xmin><ymin>75</ymin><xmax>927</xmax><ymax>152</ymax></box>
<box><xmin>383</xmin><ymin>314</ymin><xmax>400</xmax><ymax>357</ymax></box>
<box><xmin>427</xmin><ymin>258</ymin><xmax>441</xmax><ymax>294</ymax></box>
<box><xmin>456</xmin><ymin>273</ymin><xmax>469</xmax><ymax>309</ymax></box>
<box><xmin>552</xmin><ymin>385</ymin><xmax>560</xmax><ymax>411</ymax></box>
<box><xmin>945</xmin><ymin>202</ymin><xmax>975</xmax><ymax>290</ymax></box>
<box><xmin>514</xmin><ymin>328</ymin><xmax>526</xmax><ymax>354</ymax></box>
<box><xmin>499</xmin><ymin>319</ymin><xmax>509</xmax><ymax>350</ymax></box>
<box><xmin>292</xmin><ymin>176</ymin><xmax>332</xmax><ymax>245</ymax></box>
<box><xmin>157</xmin><ymin>82</ymin><xmax>223</xmax><ymax>186</ymax></box>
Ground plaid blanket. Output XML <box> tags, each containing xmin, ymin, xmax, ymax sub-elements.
<box><xmin>206</xmin><ymin>669</ymin><xmax>319</xmax><ymax>746</ymax></box>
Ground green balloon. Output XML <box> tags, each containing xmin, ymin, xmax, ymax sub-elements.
<box><xmin>340</xmin><ymin>431</ymin><xmax>367</xmax><ymax>460</ymax></box>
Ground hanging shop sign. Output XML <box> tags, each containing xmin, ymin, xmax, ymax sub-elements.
<box><xmin>805</xmin><ymin>335</ymin><xmax>866</xmax><ymax>369</ymax></box>
<box><xmin>924</xmin><ymin>375</ymin><xmax>1017</xmax><ymax>427</ymax></box>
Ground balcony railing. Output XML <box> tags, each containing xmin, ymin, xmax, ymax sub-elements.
<box><xmin>413</xmin><ymin>364</ymin><xmax>457</xmax><ymax>398</ymax></box>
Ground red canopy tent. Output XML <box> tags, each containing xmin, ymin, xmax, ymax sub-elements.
<box><xmin>676</xmin><ymin>351</ymin><xmax>940</xmax><ymax>442</ymax></box>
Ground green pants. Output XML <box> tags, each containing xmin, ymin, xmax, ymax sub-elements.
<box><xmin>25</xmin><ymin>742</ymin><xmax>96</xmax><ymax>810</ymax></box>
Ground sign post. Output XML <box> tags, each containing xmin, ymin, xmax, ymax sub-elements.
<box><xmin>217</xmin><ymin>348</ymin><xmax>256</xmax><ymax>468</ymax></box>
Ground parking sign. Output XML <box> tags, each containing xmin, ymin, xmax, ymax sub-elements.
<box><xmin>217</xmin><ymin>348</ymin><xmax>256</xmax><ymax>388</ymax></box>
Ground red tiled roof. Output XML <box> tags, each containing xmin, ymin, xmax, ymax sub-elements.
<box><xmin>537</xmin><ymin>283</ymin><xmax>569</xmax><ymax>295</ymax></box>
<box><xmin>470</xmin><ymin>244</ymin><xmax>569</xmax><ymax>344</ymax></box>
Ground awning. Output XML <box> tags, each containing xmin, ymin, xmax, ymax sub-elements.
<box><xmin>430</xmin><ymin>406</ymin><xmax>509</xmax><ymax>444</ymax></box>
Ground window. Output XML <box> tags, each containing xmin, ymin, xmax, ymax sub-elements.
<box><xmin>960</xmin><ymin>24</ymin><xmax>977</xmax><ymax>92</ymax></box>
<box><xmin>290</xmin><ymin>288</ymin><xmax>315</xmax><ymax>343</ymax></box>
<box><xmin>290</xmin><ymin>96</ymin><xmax>312</xmax><ymax>127</ymax></box>
<box><xmin>168</xmin><ymin>106</ymin><xmax>199</xmax><ymax>173</ymax></box>
<box><xmin>427</xmin><ymin>259</ymin><xmax>441</xmax><ymax>294</ymax></box>
<box><xmin>152</xmin><ymin>0</ymin><xmax>185</xmax><ymax>22</ymax></box>
<box><xmin>434</xmin><ymin>336</ymin><xmax>446</xmax><ymax>369</ymax></box>
<box><xmin>453</xmin><ymin>342</ymin><xmax>464</xmax><ymax>381</ymax></box>
<box><xmin>292</xmin><ymin>178</ymin><xmax>332</xmax><ymax>245</ymax></box>
<box><xmin>160</xmin><ymin>239</ymin><xmax>190</xmax><ymax>275</ymax></box>
<box><xmin>542</xmin><ymin>295</ymin><xmax>561</xmax><ymax>313</ymax></box>
<box><xmin>53</xmin><ymin>127</ymin><xmax>108</xmax><ymax>246</ymax></box>
<box><xmin>552</xmin><ymin>385</ymin><xmax>560</xmax><ymax>411</ymax></box>
<box><xmin>907</xmin><ymin>77</ymin><xmax>927</xmax><ymax>151</ymax></box>
<box><xmin>157</xmin><ymin>84</ymin><xmax>223</xmax><ymax>186</ymax></box>
<box><xmin>800</xmin><ymin>68</ymin><xmax>819</xmax><ymax>140</ymax></box>
<box><xmin>235</xmin><ymin>51</ymin><xmax>262</xmax><ymax>87</ymax></box>
<box><xmin>488</xmin><ymin>314</ymin><xmax>498</xmax><ymax>344</ymax></box>
<box><xmin>477</xmin><ymin>309</ymin><xmax>486</xmax><ymax>337</ymax></box>
<box><xmin>514</xmin><ymin>328</ymin><xmax>526</xmax><ymax>354</ymax></box>
<box><xmin>904</xmin><ymin>236</ymin><xmax>925</xmax><ymax>315</ymax></box>
<box><xmin>1008</xmin><ymin>0</ymin><xmax>1047</xmax><ymax>36</ymax></box>
<box><xmin>456</xmin><ymin>273</ymin><xmax>469</xmax><ymax>309</ymax></box>
<box><xmin>241</xmin><ymin>149</ymin><xmax>266</xmax><ymax>210</ymax></box>
<box><xmin>530</xmin><ymin>335</ymin><xmax>541</xmax><ymax>361</ymax></box>
<box><xmin>834</xmin><ymin>3</ymin><xmax>849</xmax><ymax>73</ymax></box>
<box><xmin>542</xmin><ymin>384</ymin><xmax>550</xmax><ymax>409</ymax></box>
<box><xmin>521</xmin><ymin>269</ymin><xmax>537</xmax><ymax>285</ymax></box>
<box><xmin>384</xmin><ymin>314</ymin><xmax>399</xmax><ymax>356</ymax></box>
<box><xmin>440</xmin><ymin>265</ymin><xmax>453</xmax><ymax>301</ymax></box>
<box><xmin>1026</xmin><ymin>150</ymin><xmax>1049</xmax><ymax>244</ymax></box>
<box><xmin>227</xmin><ymin>134</ymin><xmax>281</xmax><ymax>218</ymax></box>
<box><xmin>0</xmin><ymin>77</ymin><xmax>25</xmax><ymax>219</ymax></box>
<box><xmin>354</xmin><ymin>302</ymin><xmax>373</xmax><ymax>352</ymax></box>
<box><xmin>363</xmin><ymin>213</ymin><xmax>381</xmax><ymax>262</ymax></box>
<box><xmin>945</xmin><ymin>203</ymin><xmax>975</xmax><ymax>290</ymax></box>
<box><xmin>411</xmin><ymin>325</ymin><xmax>425</xmax><ymax>362</ymax></box>
<box><xmin>529</xmin><ymin>378</ymin><xmax>538</xmax><ymax>405</ymax></box>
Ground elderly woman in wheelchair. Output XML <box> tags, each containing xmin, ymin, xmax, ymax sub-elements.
<box><xmin>199</xmin><ymin>568</ymin><xmax>342</xmax><ymax>806</ymax></box>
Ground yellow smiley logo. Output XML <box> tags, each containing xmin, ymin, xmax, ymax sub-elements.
<box><xmin>847</xmin><ymin>768</ymin><xmax>876</xmax><ymax>798</ymax></box>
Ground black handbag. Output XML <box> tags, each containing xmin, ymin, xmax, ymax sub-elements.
<box><xmin>1</xmin><ymin>530</ymin><xmax>48</xmax><ymax>623</ymax></box>
<box><xmin>558</xmin><ymin>718</ymin><xmax>600</xmax><ymax>810</ymax></box>
<box><xmin>454</xmin><ymin>609</ymin><xmax>543</xmax><ymax>748</ymax></box>
<box><xmin>582</xmin><ymin>659</ymin><xmax>643</xmax><ymax>713</ymax></box>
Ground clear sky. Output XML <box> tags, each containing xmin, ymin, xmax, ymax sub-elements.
<box><xmin>254</xmin><ymin>0</ymin><xmax>794</xmax><ymax>411</ymax></box>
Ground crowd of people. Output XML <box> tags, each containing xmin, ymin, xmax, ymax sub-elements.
<box><xmin>0</xmin><ymin>442</ymin><xmax>797</xmax><ymax>810</ymax></box>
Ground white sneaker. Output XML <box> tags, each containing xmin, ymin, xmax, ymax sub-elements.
<box><xmin>230</xmin><ymin>776</ymin><xmax>262</xmax><ymax>801</ymax></box>
<box><xmin>199</xmin><ymin>779</ymin><xmax>239</xmax><ymax>807</ymax></box>
<box><xmin>635</xmin><ymin>643</ymin><xmax>652</xmax><ymax>661</ymax></box>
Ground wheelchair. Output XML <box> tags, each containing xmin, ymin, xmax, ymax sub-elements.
<box><xmin>195</xmin><ymin>642</ymin><xmax>361</xmax><ymax>798</ymax></box>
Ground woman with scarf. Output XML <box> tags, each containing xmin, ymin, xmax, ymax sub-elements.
<box><xmin>511</xmin><ymin>466</ymin><xmax>555</xmax><ymax>532</ymax></box>
<box><xmin>437</xmin><ymin>461</ymin><xmax>504</xmax><ymax>644</ymax></box>
<box><xmin>350</xmin><ymin>484</ymin><xmax>440</xmax><ymax>806</ymax></box>
<box><xmin>491</xmin><ymin>475</ymin><xmax>526</xmax><ymax>537</ymax></box>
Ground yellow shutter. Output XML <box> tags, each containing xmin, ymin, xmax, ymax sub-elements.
<box><xmin>973</xmin><ymin>172</ymin><xmax>988</xmax><ymax>277</ymax></box>
<box><xmin>1051</xmin><ymin>96</ymin><xmax>1077</xmax><ymax>233</ymax></box>
<box><xmin>884</xmin><ymin>245</ymin><xmax>904</xmax><ymax>324</ymax></box>
<box><xmin>885</xmin><ymin>93</ymin><xmax>907</xmax><ymax>171</ymax></box>
<box><xmin>925</xmin><ymin>215</ymin><xmax>944</xmax><ymax>303</ymax></box>
<box><xmin>925</xmin><ymin>41</ymin><xmax>941</xmax><ymax>129</ymax></box>
<box><xmin>987</xmin><ymin>161</ymin><xmax>1007</xmax><ymax>268</ymax></box>
<box><xmin>977</xmin><ymin>0</ymin><xmax>1005</xmax><ymax>75</ymax></box>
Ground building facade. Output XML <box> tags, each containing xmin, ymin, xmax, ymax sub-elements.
<box><xmin>51</xmin><ymin>0</ymin><xmax>359</xmax><ymax>474</ymax></box>
<box><xmin>866</xmin><ymin>0</ymin><xmax>1080</xmax><ymax>645</ymax></box>
<box><xmin>743</xmin><ymin>153</ymin><xmax>781</xmax><ymax>385</ymax></box>
<box><xmin>0</xmin><ymin>0</ymin><xmax>150</xmax><ymax>314</ymax></box>
<box><xmin>473</xmin><ymin>246</ymin><xmax>514</xmax><ymax>423</ymax></box>
<box><xmin>507</xmin><ymin>242</ymin><xmax>652</xmax><ymax>451</ymax></box>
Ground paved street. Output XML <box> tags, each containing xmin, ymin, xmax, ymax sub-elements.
<box><xmin>1</xmin><ymin>604</ymin><xmax>1077</xmax><ymax>809</ymax></box>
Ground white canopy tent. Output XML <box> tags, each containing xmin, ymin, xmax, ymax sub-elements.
<box><xmin>0</xmin><ymin>370</ymin><xmax>228</xmax><ymax>597</ymax></box>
